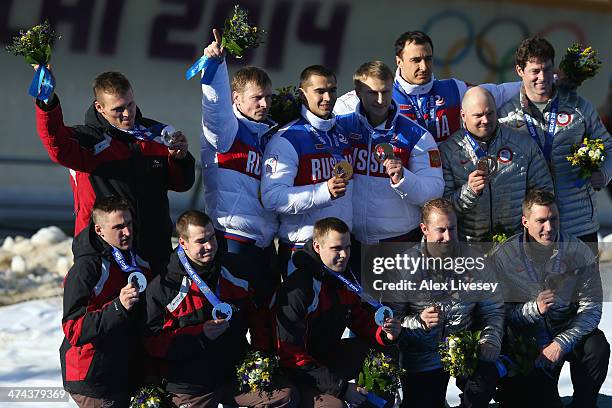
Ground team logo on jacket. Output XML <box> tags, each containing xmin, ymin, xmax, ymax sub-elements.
<box><xmin>556</xmin><ymin>112</ymin><xmax>572</xmax><ymax>126</ymax></box>
<box><xmin>497</xmin><ymin>148</ymin><xmax>513</xmax><ymax>164</ymax></box>
<box><xmin>350</xmin><ymin>133</ymin><xmax>362</xmax><ymax>140</ymax></box>
<box><xmin>428</xmin><ymin>150</ymin><xmax>442</xmax><ymax>167</ymax></box>
<box><xmin>338</xmin><ymin>133</ymin><xmax>348</xmax><ymax>144</ymax></box>
<box><xmin>435</xmin><ymin>95</ymin><xmax>445</xmax><ymax>106</ymax></box>
<box><xmin>265</xmin><ymin>155</ymin><xmax>278</xmax><ymax>174</ymax></box>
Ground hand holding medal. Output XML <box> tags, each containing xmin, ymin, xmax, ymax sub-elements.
<box><xmin>328</xmin><ymin>160</ymin><xmax>352</xmax><ymax>199</ymax></box>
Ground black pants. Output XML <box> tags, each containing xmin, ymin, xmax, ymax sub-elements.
<box><xmin>400</xmin><ymin>361</ymin><xmax>498</xmax><ymax>408</ymax></box>
<box><xmin>497</xmin><ymin>328</ymin><xmax>610</xmax><ymax>408</ymax></box>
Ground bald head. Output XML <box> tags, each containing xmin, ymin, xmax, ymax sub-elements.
<box><xmin>460</xmin><ymin>86</ymin><xmax>498</xmax><ymax>139</ymax></box>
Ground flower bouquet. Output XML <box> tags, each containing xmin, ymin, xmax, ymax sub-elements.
<box><xmin>559</xmin><ymin>43</ymin><xmax>602</xmax><ymax>89</ymax></box>
<box><xmin>130</xmin><ymin>386</ymin><xmax>176</xmax><ymax>408</ymax></box>
<box><xmin>269</xmin><ymin>86</ymin><xmax>301</xmax><ymax>127</ymax></box>
<box><xmin>439</xmin><ymin>330</ymin><xmax>481</xmax><ymax>378</ymax></box>
<box><xmin>356</xmin><ymin>350</ymin><xmax>405</xmax><ymax>408</ymax></box>
<box><xmin>566</xmin><ymin>137</ymin><xmax>605</xmax><ymax>187</ymax></box>
<box><xmin>236</xmin><ymin>350</ymin><xmax>280</xmax><ymax>395</ymax></box>
<box><xmin>501</xmin><ymin>335</ymin><xmax>540</xmax><ymax>378</ymax></box>
<box><xmin>186</xmin><ymin>5</ymin><xmax>264</xmax><ymax>84</ymax></box>
<box><xmin>5</xmin><ymin>20</ymin><xmax>60</xmax><ymax>101</ymax></box>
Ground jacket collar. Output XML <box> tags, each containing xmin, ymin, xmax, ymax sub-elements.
<box><xmin>395</xmin><ymin>68</ymin><xmax>435</xmax><ymax>96</ymax></box>
<box><xmin>355</xmin><ymin>100</ymin><xmax>399</xmax><ymax>136</ymax></box>
<box><xmin>301</xmin><ymin>105</ymin><xmax>335</xmax><ymax>132</ymax></box>
<box><xmin>519</xmin><ymin>85</ymin><xmax>559</xmax><ymax>119</ymax></box>
<box><xmin>233</xmin><ymin>104</ymin><xmax>278</xmax><ymax>136</ymax></box>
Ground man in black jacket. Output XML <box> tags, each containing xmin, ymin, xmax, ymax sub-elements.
<box><xmin>34</xmin><ymin>68</ymin><xmax>196</xmax><ymax>270</ymax></box>
<box><xmin>145</xmin><ymin>210</ymin><xmax>296</xmax><ymax>408</ymax></box>
<box><xmin>275</xmin><ymin>217</ymin><xmax>401</xmax><ymax>408</ymax></box>
<box><xmin>60</xmin><ymin>196</ymin><xmax>153</xmax><ymax>407</ymax></box>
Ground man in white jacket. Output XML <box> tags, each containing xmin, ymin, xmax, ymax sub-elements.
<box><xmin>261</xmin><ymin>65</ymin><xmax>353</xmax><ymax>275</ymax></box>
<box><xmin>200</xmin><ymin>29</ymin><xmax>279</xmax><ymax>306</ymax></box>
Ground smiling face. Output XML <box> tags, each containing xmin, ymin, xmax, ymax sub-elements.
<box><xmin>522</xmin><ymin>203</ymin><xmax>559</xmax><ymax>246</ymax></box>
<box><xmin>300</xmin><ymin>74</ymin><xmax>337</xmax><ymax>119</ymax></box>
<box><xmin>95</xmin><ymin>210</ymin><xmax>133</xmax><ymax>250</ymax></box>
<box><xmin>94</xmin><ymin>89</ymin><xmax>137</xmax><ymax>130</ymax></box>
<box><xmin>233</xmin><ymin>81</ymin><xmax>273</xmax><ymax>122</ymax></box>
<box><xmin>516</xmin><ymin>58</ymin><xmax>554</xmax><ymax>103</ymax></box>
<box><xmin>396</xmin><ymin>41</ymin><xmax>434</xmax><ymax>85</ymax></box>
<box><xmin>460</xmin><ymin>87</ymin><xmax>498</xmax><ymax>139</ymax></box>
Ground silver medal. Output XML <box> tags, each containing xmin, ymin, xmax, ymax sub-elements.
<box><xmin>374</xmin><ymin>305</ymin><xmax>393</xmax><ymax>326</ymax></box>
<box><xmin>161</xmin><ymin>125</ymin><xmax>177</xmax><ymax>147</ymax></box>
<box><xmin>128</xmin><ymin>271</ymin><xmax>147</xmax><ymax>293</ymax></box>
<box><xmin>212</xmin><ymin>302</ymin><xmax>233</xmax><ymax>321</ymax></box>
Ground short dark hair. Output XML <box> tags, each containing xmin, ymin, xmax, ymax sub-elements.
<box><xmin>421</xmin><ymin>198</ymin><xmax>455</xmax><ymax>224</ymax></box>
<box><xmin>231</xmin><ymin>66</ymin><xmax>271</xmax><ymax>94</ymax></box>
<box><xmin>313</xmin><ymin>217</ymin><xmax>349</xmax><ymax>242</ymax></box>
<box><xmin>92</xmin><ymin>196</ymin><xmax>131</xmax><ymax>224</ymax></box>
<box><xmin>515</xmin><ymin>36</ymin><xmax>555</xmax><ymax>70</ymax></box>
<box><xmin>299</xmin><ymin>65</ymin><xmax>336</xmax><ymax>88</ymax></box>
<box><xmin>176</xmin><ymin>210</ymin><xmax>213</xmax><ymax>240</ymax></box>
<box><xmin>522</xmin><ymin>189</ymin><xmax>556</xmax><ymax>216</ymax></box>
<box><xmin>353</xmin><ymin>60</ymin><xmax>394</xmax><ymax>88</ymax></box>
<box><xmin>93</xmin><ymin>72</ymin><xmax>132</xmax><ymax>100</ymax></box>
<box><xmin>395</xmin><ymin>31</ymin><xmax>434</xmax><ymax>58</ymax></box>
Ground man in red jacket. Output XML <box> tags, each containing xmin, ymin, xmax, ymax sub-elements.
<box><xmin>145</xmin><ymin>210</ymin><xmax>296</xmax><ymax>408</ymax></box>
<box><xmin>60</xmin><ymin>196</ymin><xmax>153</xmax><ymax>407</ymax></box>
<box><xmin>33</xmin><ymin>67</ymin><xmax>195</xmax><ymax>270</ymax></box>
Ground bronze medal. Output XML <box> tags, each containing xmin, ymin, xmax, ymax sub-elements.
<box><xmin>374</xmin><ymin>143</ymin><xmax>395</xmax><ymax>163</ymax></box>
<box><xmin>477</xmin><ymin>156</ymin><xmax>497</xmax><ymax>176</ymax></box>
<box><xmin>333</xmin><ymin>160</ymin><xmax>353</xmax><ymax>179</ymax></box>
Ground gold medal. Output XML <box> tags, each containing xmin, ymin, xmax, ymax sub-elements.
<box><xmin>333</xmin><ymin>160</ymin><xmax>353</xmax><ymax>179</ymax></box>
<box><xmin>374</xmin><ymin>143</ymin><xmax>395</xmax><ymax>163</ymax></box>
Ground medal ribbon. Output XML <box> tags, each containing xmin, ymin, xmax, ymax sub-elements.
<box><xmin>111</xmin><ymin>247</ymin><xmax>143</xmax><ymax>274</ymax></box>
<box><xmin>518</xmin><ymin>233</ymin><xmax>564</xmax><ymax>284</ymax></box>
<box><xmin>464</xmin><ymin>131</ymin><xmax>488</xmax><ymax>160</ymax></box>
<box><xmin>407</xmin><ymin>94</ymin><xmax>436</xmax><ymax>131</ymax></box>
<box><xmin>177</xmin><ymin>246</ymin><xmax>222</xmax><ymax>308</ymax></box>
<box><xmin>323</xmin><ymin>266</ymin><xmax>384</xmax><ymax>309</ymax></box>
<box><xmin>185</xmin><ymin>55</ymin><xmax>221</xmax><ymax>85</ymax></box>
<box><xmin>28</xmin><ymin>65</ymin><xmax>55</xmax><ymax>103</ymax></box>
<box><xmin>523</xmin><ymin>98</ymin><xmax>558</xmax><ymax>162</ymax></box>
<box><xmin>305</xmin><ymin>124</ymin><xmax>346</xmax><ymax>164</ymax></box>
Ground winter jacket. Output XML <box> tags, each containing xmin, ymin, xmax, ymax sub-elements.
<box><xmin>200</xmin><ymin>60</ymin><xmax>279</xmax><ymax>247</ymax></box>
<box><xmin>60</xmin><ymin>225</ymin><xmax>153</xmax><ymax>398</ymax></box>
<box><xmin>261</xmin><ymin>107</ymin><xmax>353</xmax><ymax>244</ymax></box>
<box><xmin>274</xmin><ymin>242</ymin><xmax>392</xmax><ymax>396</ymax></box>
<box><xmin>498</xmin><ymin>87</ymin><xmax>612</xmax><ymax>237</ymax></box>
<box><xmin>144</xmin><ymin>249</ymin><xmax>272</xmax><ymax>395</ymax></box>
<box><xmin>35</xmin><ymin>95</ymin><xmax>196</xmax><ymax>268</ymax></box>
<box><xmin>386</xmin><ymin>241</ymin><xmax>504</xmax><ymax>373</ymax></box>
<box><xmin>492</xmin><ymin>231</ymin><xmax>602</xmax><ymax>353</ymax></box>
<box><xmin>335</xmin><ymin>102</ymin><xmax>443</xmax><ymax>244</ymax></box>
<box><xmin>440</xmin><ymin>125</ymin><xmax>553</xmax><ymax>241</ymax></box>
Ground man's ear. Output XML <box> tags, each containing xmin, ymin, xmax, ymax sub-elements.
<box><xmin>94</xmin><ymin>100</ymin><xmax>104</xmax><ymax>114</ymax></box>
<box><xmin>515</xmin><ymin>65</ymin><xmax>524</xmax><ymax>79</ymax></box>
<box><xmin>420</xmin><ymin>222</ymin><xmax>428</xmax><ymax>235</ymax></box>
<box><xmin>94</xmin><ymin>224</ymin><xmax>103</xmax><ymax>237</ymax></box>
<box><xmin>232</xmin><ymin>90</ymin><xmax>240</xmax><ymax>105</ymax></box>
<box><xmin>178</xmin><ymin>236</ymin><xmax>187</xmax><ymax>249</ymax></box>
<box><xmin>312</xmin><ymin>240</ymin><xmax>321</xmax><ymax>255</ymax></box>
<box><xmin>521</xmin><ymin>215</ymin><xmax>529</xmax><ymax>229</ymax></box>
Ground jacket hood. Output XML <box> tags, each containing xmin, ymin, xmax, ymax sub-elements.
<box><xmin>291</xmin><ymin>240</ymin><xmax>350</xmax><ymax>285</ymax></box>
<box><xmin>84</xmin><ymin>102</ymin><xmax>146</xmax><ymax>143</ymax></box>
<box><xmin>71</xmin><ymin>222</ymin><xmax>113</xmax><ymax>260</ymax></box>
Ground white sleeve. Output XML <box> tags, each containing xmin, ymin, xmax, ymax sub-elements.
<box><xmin>453</xmin><ymin>78</ymin><xmax>469</xmax><ymax>101</ymax></box>
<box><xmin>201</xmin><ymin>59</ymin><xmax>238</xmax><ymax>153</ymax></box>
<box><xmin>333</xmin><ymin>90</ymin><xmax>359</xmax><ymax>116</ymax></box>
<box><xmin>391</xmin><ymin>131</ymin><xmax>444</xmax><ymax>205</ymax></box>
<box><xmin>479</xmin><ymin>82</ymin><xmax>522</xmax><ymax>109</ymax></box>
<box><xmin>261</xmin><ymin>135</ymin><xmax>332</xmax><ymax>214</ymax></box>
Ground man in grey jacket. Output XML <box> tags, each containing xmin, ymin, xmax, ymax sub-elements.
<box><xmin>492</xmin><ymin>189</ymin><xmax>608</xmax><ymax>408</ymax></box>
<box><xmin>385</xmin><ymin>198</ymin><xmax>504</xmax><ymax>408</ymax></box>
<box><xmin>441</xmin><ymin>87</ymin><xmax>553</xmax><ymax>242</ymax></box>
<box><xmin>498</xmin><ymin>37</ymin><xmax>612</xmax><ymax>252</ymax></box>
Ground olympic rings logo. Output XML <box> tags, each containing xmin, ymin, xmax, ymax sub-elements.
<box><xmin>421</xmin><ymin>11</ymin><xmax>588</xmax><ymax>83</ymax></box>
